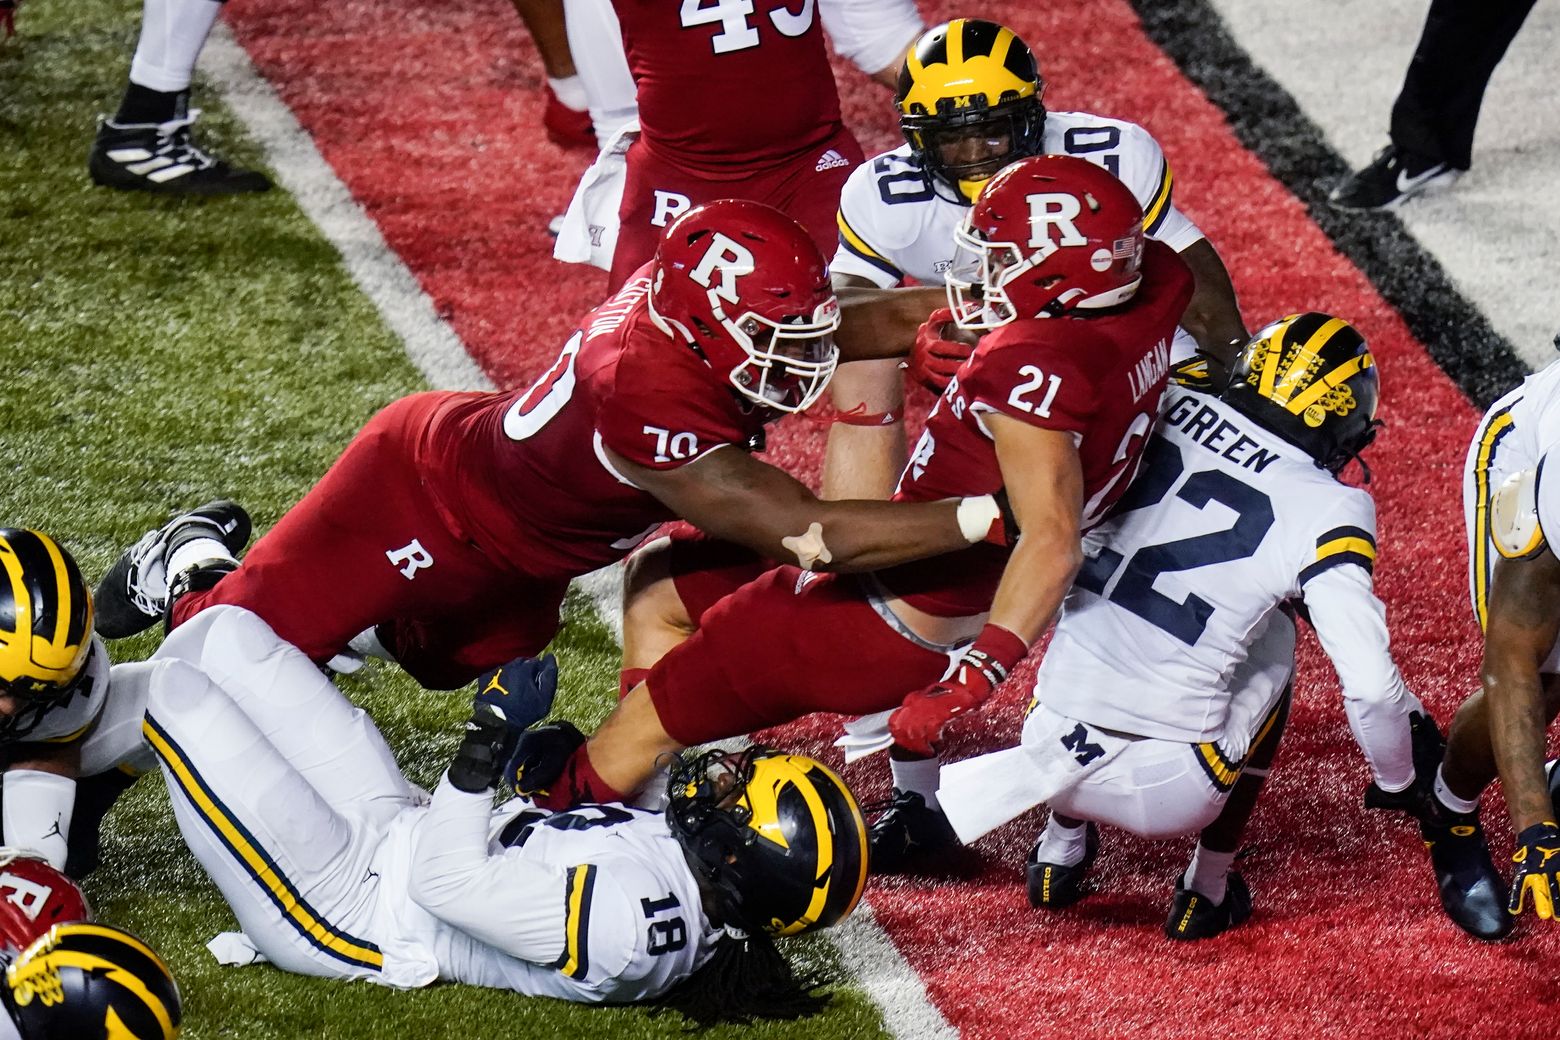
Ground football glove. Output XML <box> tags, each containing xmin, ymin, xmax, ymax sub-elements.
<box><xmin>905</xmin><ymin>307</ymin><xmax>976</xmax><ymax>395</ymax></box>
<box><xmin>1509</xmin><ymin>821</ymin><xmax>1560</xmax><ymax>920</ymax></box>
<box><xmin>448</xmin><ymin>655</ymin><xmax>559</xmax><ymax>793</ymax></box>
<box><xmin>889</xmin><ymin>624</ymin><xmax>1028</xmax><ymax>755</ymax></box>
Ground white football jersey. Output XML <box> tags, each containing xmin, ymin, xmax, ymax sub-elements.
<box><xmin>1037</xmin><ymin>388</ymin><xmax>1415</xmax><ymax>785</ymax></box>
<box><xmin>1466</xmin><ymin>356</ymin><xmax>1560</xmax><ymax>663</ymax></box>
<box><xmin>832</xmin><ymin>110</ymin><xmax>1206</xmax><ymax>289</ymax></box>
<box><xmin>374</xmin><ymin>790</ymin><xmax>720</xmax><ymax>1003</ymax></box>
<box><xmin>24</xmin><ymin>636</ymin><xmax>110</xmax><ymax>744</ymax></box>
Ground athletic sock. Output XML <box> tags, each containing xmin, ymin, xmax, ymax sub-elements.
<box><xmin>890</xmin><ymin>756</ymin><xmax>942</xmax><ymax>809</ymax></box>
<box><xmin>115</xmin><ymin>83</ymin><xmax>184</xmax><ymax>124</ymax></box>
<box><xmin>546</xmin><ymin>74</ymin><xmax>588</xmax><ymax>112</ymax></box>
<box><xmin>165</xmin><ymin>535</ymin><xmax>234</xmax><ymax>586</ymax></box>
<box><xmin>127</xmin><ymin>0</ymin><xmax>224</xmax><ymax>94</ymax></box>
<box><xmin>1183</xmin><ymin>843</ymin><xmax>1237</xmax><ymax>903</ymax></box>
<box><xmin>1433</xmin><ymin>765</ymin><xmax>1480</xmax><ymax>816</ymax></box>
<box><xmin>1034</xmin><ymin>814</ymin><xmax>1089</xmax><ymax>868</ymax></box>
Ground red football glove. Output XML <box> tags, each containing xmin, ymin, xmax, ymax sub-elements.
<box><xmin>889</xmin><ymin>624</ymin><xmax>1029</xmax><ymax>755</ymax></box>
<box><xmin>905</xmin><ymin>307</ymin><xmax>976</xmax><ymax>395</ymax></box>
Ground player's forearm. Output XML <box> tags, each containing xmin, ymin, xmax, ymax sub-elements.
<box><xmin>986</xmin><ymin>528</ymin><xmax>1082</xmax><ymax>645</ymax></box>
<box><xmin>835</xmin><ymin>285</ymin><xmax>943</xmax><ymax>362</ymax></box>
<box><xmin>411</xmin><ymin>778</ymin><xmax>570</xmax><ymax>960</ymax></box>
<box><xmin>1</xmin><ymin>768</ymin><xmax>77</xmax><ymax>870</ymax></box>
<box><xmin>1175</xmin><ymin>239</ymin><xmax>1246</xmax><ymax>366</ymax></box>
<box><xmin>803</xmin><ymin>497</ymin><xmax>995</xmax><ymax>572</ymax></box>
<box><xmin>1483</xmin><ymin>652</ymin><xmax>1557</xmax><ymax>830</ymax></box>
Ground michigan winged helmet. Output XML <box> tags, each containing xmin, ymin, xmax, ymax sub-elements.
<box><xmin>0</xmin><ymin>529</ymin><xmax>94</xmax><ymax>741</ymax></box>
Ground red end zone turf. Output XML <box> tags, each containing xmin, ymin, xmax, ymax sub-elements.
<box><xmin>220</xmin><ymin>0</ymin><xmax>1554</xmax><ymax>1035</ymax></box>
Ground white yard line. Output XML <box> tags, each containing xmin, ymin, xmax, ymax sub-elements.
<box><xmin>199</xmin><ymin>22</ymin><xmax>956</xmax><ymax>1039</ymax></box>
<box><xmin>1207</xmin><ymin>0</ymin><xmax>1560</xmax><ymax>369</ymax></box>
<box><xmin>198</xmin><ymin>25</ymin><xmax>495</xmax><ymax>394</ymax></box>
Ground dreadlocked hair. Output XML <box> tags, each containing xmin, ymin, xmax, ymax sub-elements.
<box><xmin>651</xmin><ymin>927</ymin><xmax>830</xmax><ymax>1028</ymax></box>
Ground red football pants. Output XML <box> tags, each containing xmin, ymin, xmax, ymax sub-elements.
<box><xmin>171</xmin><ymin>393</ymin><xmax>570</xmax><ymax>690</ymax></box>
<box><xmin>648</xmin><ymin>567</ymin><xmax>956</xmax><ymax>746</ymax></box>
<box><xmin>608</xmin><ymin>127</ymin><xmax>863</xmax><ymax>291</ymax></box>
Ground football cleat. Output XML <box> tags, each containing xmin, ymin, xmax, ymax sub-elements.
<box><xmin>1328</xmin><ymin>144</ymin><xmax>1460</xmax><ymax>211</ymax></box>
<box><xmin>1164</xmin><ymin>870</ymin><xmax>1252</xmax><ymax>941</ymax></box>
<box><xmin>94</xmin><ymin>500</ymin><xmax>251</xmax><ymax>639</ymax></box>
<box><xmin>868</xmin><ymin>789</ymin><xmax>961</xmax><ymax>874</ymax></box>
<box><xmin>542</xmin><ymin>86</ymin><xmax>595</xmax><ymax>151</ymax></box>
<box><xmin>1026</xmin><ymin>822</ymin><xmax>1099</xmax><ymax>909</ymax></box>
<box><xmin>89</xmin><ymin>110</ymin><xmax>271</xmax><ymax>196</ymax></box>
<box><xmin>1420</xmin><ymin>809</ymin><xmax>1512</xmax><ymax>941</ymax></box>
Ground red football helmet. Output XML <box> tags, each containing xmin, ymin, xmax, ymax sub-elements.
<box><xmin>945</xmin><ymin>154</ymin><xmax>1146</xmax><ymax>330</ymax></box>
<box><xmin>0</xmin><ymin>850</ymin><xmax>91</xmax><ymax>951</ymax></box>
<box><xmin>648</xmin><ymin>200</ymin><xmax>840</xmax><ymax>414</ymax></box>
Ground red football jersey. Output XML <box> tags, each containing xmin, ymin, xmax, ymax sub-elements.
<box><xmin>418</xmin><ymin>269</ymin><xmax>771</xmax><ymax>581</ymax></box>
<box><xmin>613</xmin><ymin>0</ymin><xmax>844</xmax><ymax>173</ymax></box>
<box><xmin>877</xmin><ymin>240</ymin><xmax>1196</xmax><ymax>615</ymax></box>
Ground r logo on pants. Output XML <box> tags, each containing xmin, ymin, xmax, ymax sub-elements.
<box><xmin>386</xmin><ymin>539</ymin><xmax>433</xmax><ymax>580</ymax></box>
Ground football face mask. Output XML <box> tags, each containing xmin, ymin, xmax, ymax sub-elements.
<box><xmin>721</xmin><ymin>301</ymin><xmax>840</xmax><ymax>414</ymax></box>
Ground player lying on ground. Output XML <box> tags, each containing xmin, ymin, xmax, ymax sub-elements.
<box><xmin>507</xmin><ymin>155</ymin><xmax>1194</xmax><ymax>838</ymax></box>
<box><xmin>1407</xmin><ymin>341</ymin><xmax>1560</xmax><ymax>940</ymax></box>
<box><xmin>93</xmin><ymin>201</ymin><xmax>1009</xmax><ymax>692</ymax></box>
<box><xmin>0</xmin><ymin>528</ymin><xmax>245</xmax><ymax>877</ymax></box>
<box><xmin>137</xmin><ymin>603</ymin><xmax>866</xmax><ymax>1017</ymax></box>
<box><xmin>822</xmin><ymin>18</ymin><xmax>1248</xmax><ymax>503</ymax></box>
<box><xmin>934</xmin><ymin>314</ymin><xmax>1434</xmax><ymax>939</ymax></box>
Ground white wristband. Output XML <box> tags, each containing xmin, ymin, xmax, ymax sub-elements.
<box><xmin>2</xmin><ymin>770</ymin><xmax>76</xmax><ymax>871</ymax></box>
<box><xmin>956</xmin><ymin>495</ymin><xmax>1000</xmax><ymax>544</ymax></box>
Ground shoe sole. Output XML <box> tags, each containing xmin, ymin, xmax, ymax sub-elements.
<box><xmin>1327</xmin><ymin>169</ymin><xmax>1463</xmax><ymax>212</ymax></box>
<box><xmin>89</xmin><ymin>158</ymin><xmax>272</xmax><ymax>197</ymax></box>
<box><xmin>93</xmin><ymin>501</ymin><xmax>252</xmax><ymax>639</ymax></box>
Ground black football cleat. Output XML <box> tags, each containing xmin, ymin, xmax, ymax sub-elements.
<box><xmin>1328</xmin><ymin>144</ymin><xmax>1460</xmax><ymax>211</ymax></box>
<box><xmin>89</xmin><ymin>110</ymin><xmax>271</xmax><ymax>196</ymax></box>
<box><xmin>1164</xmin><ymin>870</ymin><xmax>1252</xmax><ymax>941</ymax></box>
<box><xmin>1026</xmin><ymin>822</ymin><xmax>1099</xmax><ymax>909</ymax></box>
<box><xmin>95</xmin><ymin>500</ymin><xmax>251</xmax><ymax>639</ymax></box>
<box><xmin>1421</xmin><ymin>810</ymin><xmax>1512</xmax><ymax>941</ymax></box>
<box><xmin>868</xmin><ymin>790</ymin><xmax>961</xmax><ymax>874</ymax></box>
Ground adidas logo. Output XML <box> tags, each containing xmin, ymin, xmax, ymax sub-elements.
<box><xmin>815</xmin><ymin>148</ymin><xmax>851</xmax><ymax>172</ymax></box>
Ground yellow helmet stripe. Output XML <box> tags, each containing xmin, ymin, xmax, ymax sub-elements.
<box><xmin>38</xmin><ymin>533</ymin><xmax>72</xmax><ymax>650</ymax></box>
<box><xmin>989</xmin><ymin>23</ymin><xmax>1016</xmax><ymax>66</ymax></box>
<box><xmin>946</xmin><ymin>18</ymin><xmax>965</xmax><ymax>66</ymax></box>
<box><xmin>1283</xmin><ymin>351</ymin><xmax>1374</xmax><ymax>415</ymax></box>
<box><xmin>19</xmin><ymin>947</ymin><xmax>175</xmax><ymax>1038</ymax></box>
<box><xmin>1270</xmin><ymin>316</ymin><xmax>1349</xmax><ymax>406</ymax></box>
<box><xmin>1255</xmin><ymin>318</ymin><xmax>1292</xmax><ymax>400</ymax></box>
<box><xmin>0</xmin><ymin>538</ymin><xmax>29</xmax><ymax>653</ymax></box>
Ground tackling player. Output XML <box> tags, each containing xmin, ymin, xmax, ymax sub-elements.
<box><xmin>936</xmin><ymin>315</ymin><xmax>1429</xmax><ymax>938</ymax></box>
<box><xmin>514</xmin><ymin>155</ymin><xmax>1196</xmax><ymax>826</ymax></box>
<box><xmin>0</xmin><ymin>527</ymin><xmax>233</xmax><ymax>877</ymax></box>
<box><xmin>95</xmin><ymin>202</ymin><xmax>1006</xmax><ymax>691</ymax></box>
<box><xmin>140</xmin><ymin>603</ymin><xmax>865</xmax><ymax>1015</ymax></box>
<box><xmin>1408</xmin><ymin>345</ymin><xmax>1560</xmax><ymax>940</ymax></box>
<box><xmin>823</xmin><ymin>18</ymin><xmax>1248</xmax><ymax>504</ymax></box>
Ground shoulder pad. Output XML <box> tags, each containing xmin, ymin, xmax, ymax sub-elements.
<box><xmin>1491</xmin><ymin>467</ymin><xmax>1546</xmax><ymax>559</ymax></box>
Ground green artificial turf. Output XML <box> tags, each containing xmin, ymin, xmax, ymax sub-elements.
<box><xmin>0</xmin><ymin>4</ymin><xmax>888</xmax><ymax>1036</ymax></box>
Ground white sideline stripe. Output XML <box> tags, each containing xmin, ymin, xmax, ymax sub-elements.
<box><xmin>200</xmin><ymin>22</ymin><xmax>954</xmax><ymax>1040</ymax></box>
<box><xmin>197</xmin><ymin>26</ymin><xmax>494</xmax><ymax>393</ymax></box>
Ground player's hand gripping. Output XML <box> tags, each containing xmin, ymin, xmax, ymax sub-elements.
<box><xmin>889</xmin><ymin>625</ymin><xmax>1028</xmax><ymax>756</ymax></box>
<box><xmin>905</xmin><ymin>308</ymin><xmax>977</xmax><ymax>395</ymax></box>
<box><xmin>1363</xmin><ymin>710</ymin><xmax>1444</xmax><ymax>820</ymax></box>
<box><xmin>448</xmin><ymin>654</ymin><xmax>559</xmax><ymax>793</ymax></box>
<box><xmin>1509</xmin><ymin>821</ymin><xmax>1560</xmax><ymax>921</ymax></box>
